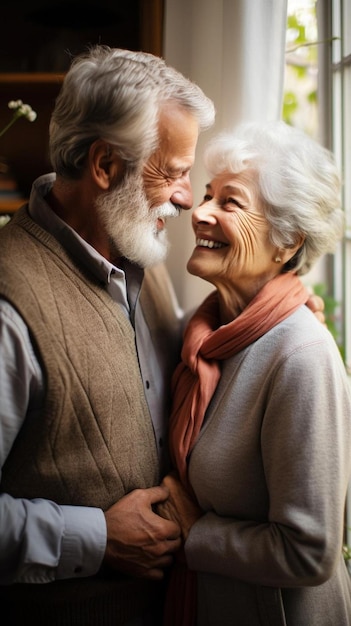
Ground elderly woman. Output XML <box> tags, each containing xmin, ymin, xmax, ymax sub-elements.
<box><xmin>159</xmin><ymin>121</ymin><xmax>351</xmax><ymax>626</ymax></box>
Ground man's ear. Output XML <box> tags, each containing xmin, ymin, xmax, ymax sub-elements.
<box><xmin>89</xmin><ymin>140</ymin><xmax>124</xmax><ymax>190</ymax></box>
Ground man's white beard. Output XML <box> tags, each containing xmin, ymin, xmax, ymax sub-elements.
<box><xmin>95</xmin><ymin>169</ymin><xmax>180</xmax><ymax>267</ymax></box>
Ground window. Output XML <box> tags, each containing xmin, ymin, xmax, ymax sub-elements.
<box><xmin>328</xmin><ymin>0</ymin><xmax>351</xmax><ymax>375</ymax></box>
<box><xmin>320</xmin><ymin>0</ymin><xmax>351</xmax><ymax>566</ymax></box>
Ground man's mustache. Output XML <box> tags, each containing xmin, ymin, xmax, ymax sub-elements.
<box><xmin>155</xmin><ymin>201</ymin><xmax>181</xmax><ymax>219</ymax></box>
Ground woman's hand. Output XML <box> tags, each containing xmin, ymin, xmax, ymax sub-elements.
<box><xmin>157</xmin><ymin>473</ymin><xmax>203</xmax><ymax>541</ymax></box>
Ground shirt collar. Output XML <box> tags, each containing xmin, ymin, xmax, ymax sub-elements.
<box><xmin>28</xmin><ymin>173</ymin><xmax>127</xmax><ymax>286</ymax></box>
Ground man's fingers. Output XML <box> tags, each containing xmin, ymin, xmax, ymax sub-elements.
<box><xmin>146</xmin><ymin>485</ymin><xmax>170</xmax><ymax>504</ymax></box>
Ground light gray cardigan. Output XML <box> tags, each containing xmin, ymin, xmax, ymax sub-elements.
<box><xmin>185</xmin><ymin>305</ymin><xmax>351</xmax><ymax>626</ymax></box>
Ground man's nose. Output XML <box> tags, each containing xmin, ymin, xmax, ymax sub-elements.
<box><xmin>171</xmin><ymin>178</ymin><xmax>193</xmax><ymax>211</ymax></box>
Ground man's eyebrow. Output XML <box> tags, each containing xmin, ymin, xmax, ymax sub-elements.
<box><xmin>168</xmin><ymin>164</ymin><xmax>192</xmax><ymax>175</ymax></box>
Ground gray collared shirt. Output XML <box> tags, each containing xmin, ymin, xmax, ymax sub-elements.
<box><xmin>0</xmin><ymin>173</ymin><xmax>182</xmax><ymax>585</ymax></box>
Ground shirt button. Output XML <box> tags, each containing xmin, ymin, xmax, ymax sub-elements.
<box><xmin>145</xmin><ymin>380</ymin><xmax>150</xmax><ymax>389</ymax></box>
<box><xmin>74</xmin><ymin>566</ymin><xmax>83</xmax><ymax>574</ymax></box>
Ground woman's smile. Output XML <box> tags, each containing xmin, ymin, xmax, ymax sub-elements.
<box><xmin>196</xmin><ymin>237</ymin><xmax>228</xmax><ymax>249</ymax></box>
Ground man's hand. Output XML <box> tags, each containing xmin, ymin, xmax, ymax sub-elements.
<box><xmin>104</xmin><ymin>486</ymin><xmax>181</xmax><ymax>580</ymax></box>
<box><xmin>157</xmin><ymin>473</ymin><xmax>202</xmax><ymax>542</ymax></box>
<box><xmin>306</xmin><ymin>293</ymin><xmax>326</xmax><ymax>325</ymax></box>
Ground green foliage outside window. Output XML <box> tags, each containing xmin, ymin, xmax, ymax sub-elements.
<box><xmin>312</xmin><ymin>282</ymin><xmax>345</xmax><ymax>363</ymax></box>
<box><xmin>283</xmin><ymin>4</ymin><xmax>318</xmax><ymax>134</ymax></box>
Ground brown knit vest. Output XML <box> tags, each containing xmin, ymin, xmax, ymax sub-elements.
<box><xmin>0</xmin><ymin>207</ymin><xmax>182</xmax><ymax>625</ymax></box>
<box><xmin>0</xmin><ymin>207</ymin><xmax>159</xmax><ymax>506</ymax></box>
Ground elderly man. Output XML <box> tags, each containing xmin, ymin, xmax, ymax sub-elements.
<box><xmin>0</xmin><ymin>45</ymin><xmax>215</xmax><ymax>626</ymax></box>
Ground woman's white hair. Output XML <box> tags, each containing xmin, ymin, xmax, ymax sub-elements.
<box><xmin>49</xmin><ymin>45</ymin><xmax>215</xmax><ymax>178</ymax></box>
<box><xmin>203</xmin><ymin>120</ymin><xmax>344</xmax><ymax>275</ymax></box>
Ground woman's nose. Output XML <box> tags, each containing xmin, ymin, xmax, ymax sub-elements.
<box><xmin>192</xmin><ymin>200</ymin><xmax>217</xmax><ymax>225</ymax></box>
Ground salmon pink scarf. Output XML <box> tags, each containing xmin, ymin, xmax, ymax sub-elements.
<box><xmin>164</xmin><ymin>272</ymin><xmax>309</xmax><ymax>626</ymax></box>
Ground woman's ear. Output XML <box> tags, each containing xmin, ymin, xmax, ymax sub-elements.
<box><xmin>279</xmin><ymin>234</ymin><xmax>306</xmax><ymax>265</ymax></box>
<box><xmin>89</xmin><ymin>140</ymin><xmax>124</xmax><ymax>190</ymax></box>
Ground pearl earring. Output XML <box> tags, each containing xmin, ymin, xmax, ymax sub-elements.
<box><xmin>274</xmin><ymin>256</ymin><xmax>282</xmax><ymax>263</ymax></box>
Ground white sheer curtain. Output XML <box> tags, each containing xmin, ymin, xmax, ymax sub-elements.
<box><xmin>163</xmin><ymin>0</ymin><xmax>288</xmax><ymax>312</ymax></box>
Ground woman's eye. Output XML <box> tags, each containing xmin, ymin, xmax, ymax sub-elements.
<box><xmin>227</xmin><ymin>197</ymin><xmax>243</xmax><ymax>208</ymax></box>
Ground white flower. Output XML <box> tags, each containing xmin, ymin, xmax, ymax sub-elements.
<box><xmin>0</xmin><ymin>100</ymin><xmax>37</xmax><ymax>138</ymax></box>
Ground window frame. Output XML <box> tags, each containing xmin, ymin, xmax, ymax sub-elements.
<box><xmin>318</xmin><ymin>0</ymin><xmax>351</xmax><ymax>562</ymax></box>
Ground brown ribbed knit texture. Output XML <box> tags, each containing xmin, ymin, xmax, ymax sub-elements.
<box><xmin>0</xmin><ymin>207</ymin><xmax>159</xmax><ymax>507</ymax></box>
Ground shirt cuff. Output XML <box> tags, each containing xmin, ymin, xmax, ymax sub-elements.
<box><xmin>56</xmin><ymin>505</ymin><xmax>107</xmax><ymax>580</ymax></box>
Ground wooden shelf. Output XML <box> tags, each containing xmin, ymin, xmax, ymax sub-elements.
<box><xmin>0</xmin><ymin>72</ymin><xmax>65</xmax><ymax>84</ymax></box>
<box><xmin>0</xmin><ymin>197</ymin><xmax>27</xmax><ymax>214</ymax></box>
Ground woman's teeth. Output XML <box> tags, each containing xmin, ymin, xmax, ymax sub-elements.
<box><xmin>196</xmin><ymin>238</ymin><xmax>226</xmax><ymax>249</ymax></box>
